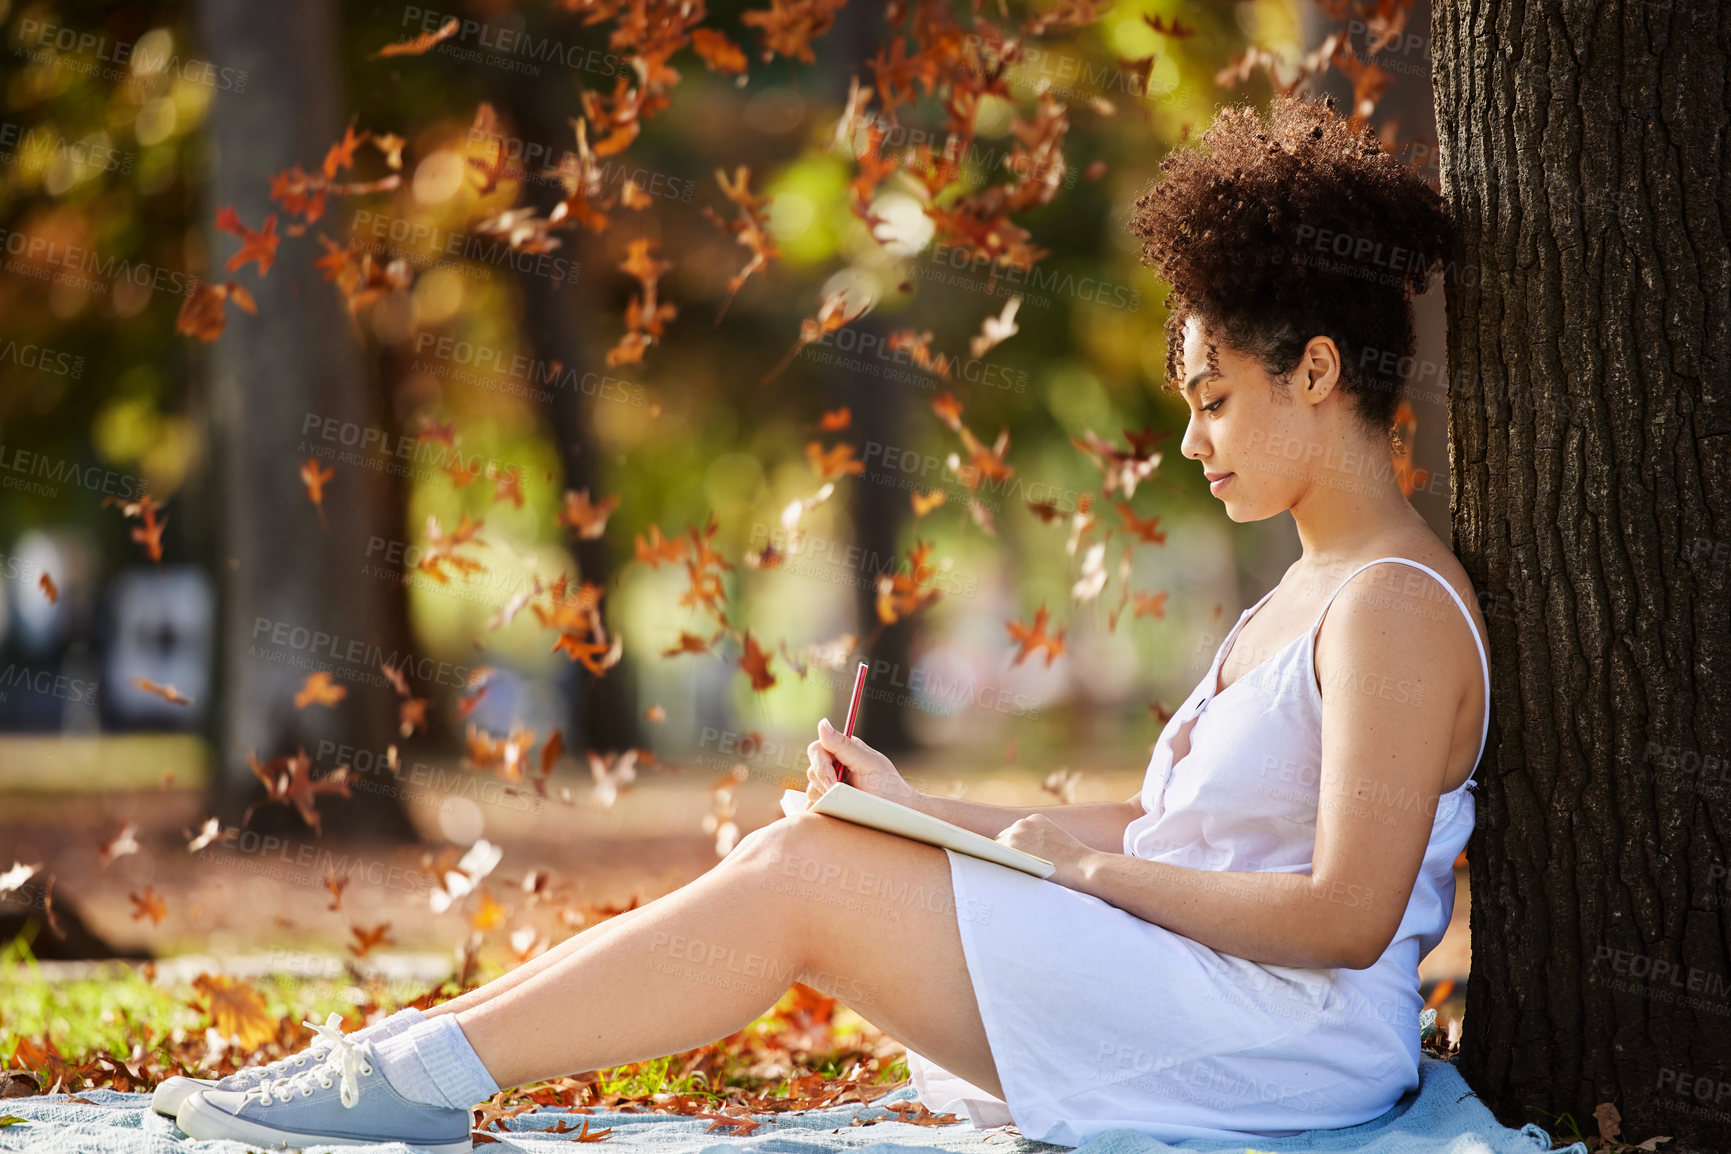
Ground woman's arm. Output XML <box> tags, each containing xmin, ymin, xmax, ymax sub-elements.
<box><xmin>907</xmin><ymin>790</ymin><xmax>1145</xmax><ymax>856</ymax></box>
<box><xmin>1075</xmin><ymin>855</ymin><xmax>1377</xmax><ymax>969</ymax></box>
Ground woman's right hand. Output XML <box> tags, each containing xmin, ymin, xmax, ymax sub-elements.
<box><xmin>805</xmin><ymin>717</ymin><xmax>920</xmax><ymax>809</ymax></box>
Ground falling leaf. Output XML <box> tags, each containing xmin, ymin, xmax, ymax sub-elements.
<box><xmin>243</xmin><ymin>748</ymin><xmax>350</xmax><ymax>833</ymax></box>
<box><xmin>1115</xmin><ymin>502</ymin><xmax>1167</xmax><ymax>545</ymax></box>
<box><xmin>128</xmin><ymin>887</ymin><xmax>167</xmax><ymax>925</ymax></box>
<box><xmin>103</xmin><ymin>495</ymin><xmax>169</xmax><ymax>563</ymax></box>
<box><xmin>0</xmin><ymin>862</ymin><xmax>38</xmax><ymax>898</ymax></box>
<box><xmin>37</xmin><ymin>573</ymin><xmax>56</xmax><ymax>603</ymax></box>
<box><xmin>325</xmin><ymin>875</ymin><xmax>349</xmax><ymax>912</ymax></box>
<box><xmin>185</xmin><ymin>817</ymin><xmax>228</xmax><ymax>853</ymax></box>
<box><xmin>875</xmin><ymin>541</ymin><xmax>944</xmax><ymax>625</ymax></box>
<box><xmin>969</xmin><ymin>296</ymin><xmax>1021</xmax><ymax>358</ymax></box>
<box><xmin>1131</xmin><ymin>590</ymin><xmax>1168</xmax><ymax>620</ymax></box>
<box><xmin>215</xmin><ymin>207</ymin><xmax>280</xmax><ymax>276</ymax></box>
<box><xmin>130</xmin><ymin>677</ymin><xmax>193</xmax><ymax>706</ymax></box>
<box><xmin>662</xmin><ymin>630</ymin><xmax>720</xmax><ymax>657</ymax></box>
<box><xmin>805</xmin><ymin>441</ymin><xmax>865</xmax><ymax>480</ymax></box>
<box><xmin>371</xmin><ymin>15</ymin><xmax>460</xmax><ymax>58</ymax></box>
<box><xmin>692</xmin><ymin>27</ymin><xmax>749</xmax><ymax>72</ymax></box>
<box><xmin>348</xmin><ymin>922</ymin><xmax>394</xmax><ymax>958</ymax></box>
<box><xmin>645</xmin><ymin>704</ymin><xmax>666</xmax><ymax>722</ymax></box>
<box><xmin>294</xmin><ymin>671</ymin><xmax>347</xmax><ymax>710</ymax></box>
<box><xmin>738</xmin><ymin>632</ymin><xmax>776</xmax><ymax>691</ymax></box>
<box><xmin>470</xmin><ymin>888</ymin><xmax>507</xmax><ymax>932</ymax></box>
<box><xmin>1072</xmin><ymin>427</ymin><xmax>1165</xmax><ymax>498</ymax></box>
<box><xmin>1072</xmin><ymin>542</ymin><xmax>1107</xmax><ymax>603</ymax></box>
<box><xmin>371</xmin><ymin>132</ymin><xmax>406</xmax><ymax>170</ymax></box>
<box><xmin>1144</xmin><ymin>13</ymin><xmax>1197</xmax><ymax>36</ymax></box>
<box><xmin>818</xmin><ymin>407</ymin><xmax>852</xmax><ymax>431</ymax></box>
<box><xmin>99</xmin><ymin>823</ymin><xmax>139</xmax><ymax>867</ymax></box>
<box><xmin>558</xmin><ymin>489</ymin><xmax>621</xmax><ymax>540</ymax></box>
<box><xmin>634</xmin><ymin>525</ymin><xmax>688</xmax><ymax>569</ymax></box>
<box><xmin>911</xmin><ymin>489</ymin><xmax>946</xmax><ymax>517</ymax></box>
<box><xmin>1006</xmin><ymin>604</ymin><xmax>1066</xmax><ymax>667</ymax></box>
<box><xmin>192</xmin><ymin>973</ymin><xmax>278</xmax><ymax>1049</ymax></box>
<box><xmin>541</xmin><ymin>729</ymin><xmax>565</xmax><ymax>777</ymax></box>
<box><xmin>299</xmin><ymin>459</ymin><xmax>334</xmax><ymax>529</ymax></box>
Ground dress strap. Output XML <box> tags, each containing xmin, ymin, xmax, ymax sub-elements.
<box><xmin>1310</xmin><ymin>557</ymin><xmax>1492</xmax><ymax>778</ymax></box>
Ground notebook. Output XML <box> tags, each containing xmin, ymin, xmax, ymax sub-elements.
<box><xmin>779</xmin><ymin>783</ymin><xmax>1057</xmax><ymax>879</ymax></box>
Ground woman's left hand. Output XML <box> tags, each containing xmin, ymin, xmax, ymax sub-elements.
<box><xmin>995</xmin><ymin>815</ymin><xmax>1096</xmax><ymax>890</ymax></box>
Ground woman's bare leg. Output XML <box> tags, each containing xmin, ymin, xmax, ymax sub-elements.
<box><xmin>422</xmin><ymin>902</ymin><xmax>658</xmax><ymax>1018</ymax></box>
<box><xmin>452</xmin><ymin>811</ymin><xmax>1006</xmax><ymax>1099</ymax></box>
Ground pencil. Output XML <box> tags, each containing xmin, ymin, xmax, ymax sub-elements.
<box><xmin>835</xmin><ymin>661</ymin><xmax>868</xmax><ymax>787</ymax></box>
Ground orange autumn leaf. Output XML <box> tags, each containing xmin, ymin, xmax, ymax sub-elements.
<box><xmin>321</xmin><ymin>124</ymin><xmax>369</xmax><ymax>180</ymax></box>
<box><xmin>370</xmin><ymin>15</ymin><xmax>459</xmax><ymax>58</ymax></box>
<box><xmin>128</xmin><ymin>886</ymin><xmax>167</xmax><ymax>925</ymax></box>
<box><xmin>1114</xmin><ymin>502</ymin><xmax>1167</xmax><ymax>545</ymax></box>
<box><xmin>471</xmin><ymin>888</ymin><xmax>507</xmax><ymax>932</ymax></box>
<box><xmin>348</xmin><ymin>922</ymin><xmax>394</xmax><ymax>958</ymax></box>
<box><xmin>103</xmin><ymin>494</ymin><xmax>168</xmax><ymax>563</ymax></box>
<box><xmin>691</xmin><ymin>27</ymin><xmax>749</xmax><ymax>72</ymax></box>
<box><xmin>911</xmin><ymin>489</ymin><xmax>946</xmax><ymax>517</ymax></box>
<box><xmin>805</xmin><ymin>441</ymin><xmax>865</xmax><ymax>480</ymax></box>
<box><xmin>763</xmin><ymin>289</ymin><xmax>868</xmax><ymax>383</ymax></box>
<box><xmin>541</xmin><ymin>729</ymin><xmax>565</xmax><ymax>777</ymax></box>
<box><xmin>559</xmin><ymin>489</ymin><xmax>621</xmax><ymax>539</ymax></box>
<box><xmin>931</xmin><ymin>391</ymin><xmax>964</xmax><ymax>431</ymax></box>
<box><xmin>1006</xmin><ymin>603</ymin><xmax>1066</xmax><ymax>667</ymax></box>
<box><xmin>491</xmin><ymin>464</ymin><xmax>525</xmax><ymax>509</ymax></box>
<box><xmin>299</xmin><ymin>458</ymin><xmax>334</xmax><ymax>529</ymax></box>
<box><xmin>875</xmin><ymin>541</ymin><xmax>944</xmax><ymax>625</ymax></box>
<box><xmin>818</xmin><ymin>407</ymin><xmax>852</xmax><ymax>431</ymax></box>
<box><xmin>634</xmin><ymin>524</ymin><xmax>689</xmax><ymax>569</ymax></box>
<box><xmin>1131</xmin><ymin>590</ymin><xmax>1169</xmax><ymax>619</ymax></box>
<box><xmin>294</xmin><ymin>671</ymin><xmax>347</xmax><ymax>709</ymax></box>
<box><xmin>399</xmin><ymin>697</ymin><xmax>428</xmax><ymax>738</ymax></box>
<box><xmin>37</xmin><ymin>572</ymin><xmax>56</xmax><ymax>603</ymax></box>
<box><xmin>215</xmin><ymin>207</ymin><xmax>280</xmax><ymax>276</ymax></box>
<box><xmin>131</xmin><ymin>677</ymin><xmax>193</xmax><ymax>706</ymax></box>
<box><xmin>662</xmin><ymin>630</ymin><xmax>720</xmax><ymax>657</ymax></box>
<box><xmin>175</xmin><ymin>281</ymin><xmax>255</xmax><ymax>342</ymax></box>
<box><xmin>192</xmin><ymin>973</ymin><xmax>278</xmax><ymax>1049</ymax></box>
<box><xmin>244</xmin><ymin>748</ymin><xmax>351</xmax><ymax>833</ymax></box>
<box><xmin>553</xmin><ymin>630</ymin><xmax>624</xmax><ymax>676</ymax></box>
<box><xmin>738</xmin><ymin>631</ymin><xmax>776</xmax><ymax>691</ymax></box>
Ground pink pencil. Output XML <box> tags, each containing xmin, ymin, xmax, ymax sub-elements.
<box><xmin>834</xmin><ymin>661</ymin><xmax>869</xmax><ymax>786</ymax></box>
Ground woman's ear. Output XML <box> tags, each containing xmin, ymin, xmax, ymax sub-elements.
<box><xmin>1294</xmin><ymin>335</ymin><xmax>1343</xmax><ymax>401</ymax></box>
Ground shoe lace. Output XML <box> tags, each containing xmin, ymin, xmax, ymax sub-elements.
<box><xmin>247</xmin><ymin>1018</ymin><xmax>375</xmax><ymax>1109</ymax></box>
<box><xmin>233</xmin><ymin>1011</ymin><xmax>346</xmax><ymax>1081</ymax></box>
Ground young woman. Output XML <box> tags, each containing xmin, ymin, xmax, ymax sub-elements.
<box><xmin>155</xmin><ymin>92</ymin><xmax>1485</xmax><ymax>1153</ymax></box>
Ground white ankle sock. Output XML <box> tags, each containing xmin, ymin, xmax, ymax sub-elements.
<box><xmin>354</xmin><ymin>1006</ymin><xmax>425</xmax><ymax>1042</ymax></box>
<box><xmin>373</xmin><ymin>1015</ymin><xmax>500</xmax><ymax>1110</ymax></box>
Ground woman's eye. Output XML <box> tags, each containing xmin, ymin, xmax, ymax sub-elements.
<box><xmin>1202</xmin><ymin>399</ymin><xmax>1224</xmax><ymax>414</ymax></box>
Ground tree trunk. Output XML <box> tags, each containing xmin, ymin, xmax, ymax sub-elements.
<box><xmin>493</xmin><ymin>65</ymin><xmax>640</xmax><ymax>756</ymax></box>
<box><xmin>1433</xmin><ymin>2</ymin><xmax>1731</xmax><ymax>1146</ymax></box>
<box><xmin>195</xmin><ymin>0</ymin><xmax>419</xmax><ymax>841</ymax></box>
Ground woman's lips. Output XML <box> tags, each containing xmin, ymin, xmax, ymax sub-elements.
<box><xmin>1208</xmin><ymin>473</ymin><xmax>1234</xmax><ymax>495</ymax></box>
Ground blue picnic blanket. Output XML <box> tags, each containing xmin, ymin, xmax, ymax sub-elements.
<box><xmin>0</xmin><ymin>1054</ymin><xmax>1585</xmax><ymax>1154</ymax></box>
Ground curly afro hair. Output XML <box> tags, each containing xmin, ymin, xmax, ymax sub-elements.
<box><xmin>1131</xmin><ymin>92</ymin><xmax>1452</xmax><ymax>447</ymax></box>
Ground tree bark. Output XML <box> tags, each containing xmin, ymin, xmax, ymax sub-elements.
<box><xmin>195</xmin><ymin>0</ymin><xmax>419</xmax><ymax>841</ymax></box>
<box><xmin>1434</xmin><ymin>1</ymin><xmax>1731</xmax><ymax>1146</ymax></box>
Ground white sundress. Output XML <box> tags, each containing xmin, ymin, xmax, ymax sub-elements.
<box><xmin>904</xmin><ymin>557</ymin><xmax>1491</xmax><ymax>1147</ymax></box>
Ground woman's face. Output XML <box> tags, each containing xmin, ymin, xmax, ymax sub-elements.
<box><xmin>1177</xmin><ymin>315</ymin><xmax>1321</xmax><ymax>522</ymax></box>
